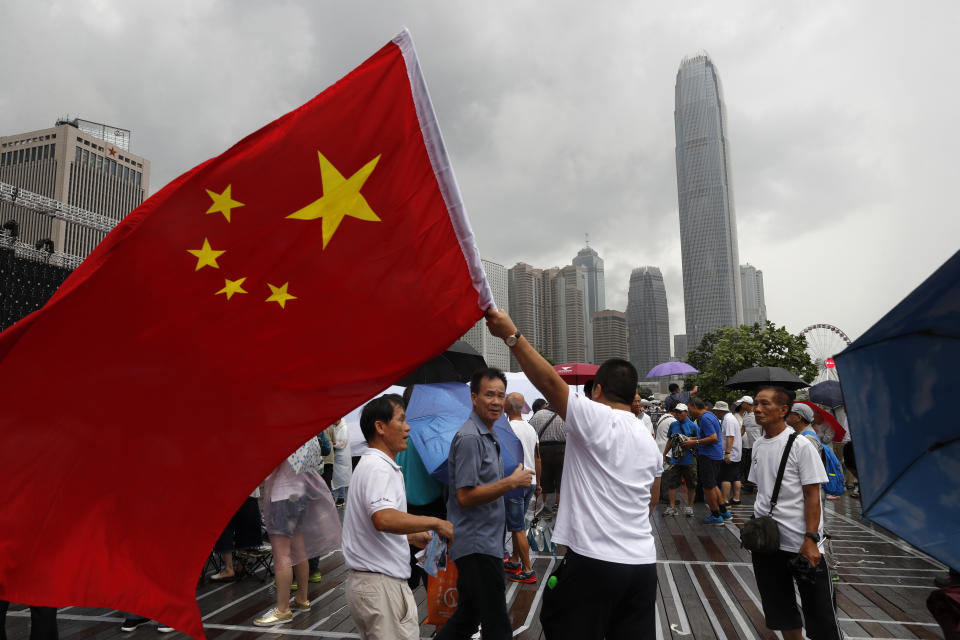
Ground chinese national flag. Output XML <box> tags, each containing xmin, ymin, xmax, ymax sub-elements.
<box><xmin>0</xmin><ymin>31</ymin><xmax>492</xmax><ymax>638</ymax></box>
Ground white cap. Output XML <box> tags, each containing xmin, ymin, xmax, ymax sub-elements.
<box><xmin>674</xmin><ymin>403</ymin><xmax>688</xmax><ymax>412</ymax></box>
<box><xmin>734</xmin><ymin>395</ymin><xmax>754</xmax><ymax>407</ymax></box>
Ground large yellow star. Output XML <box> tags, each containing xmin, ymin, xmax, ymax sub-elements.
<box><xmin>286</xmin><ymin>152</ymin><xmax>381</xmax><ymax>249</ymax></box>
<box><xmin>265</xmin><ymin>282</ymin><xmax>297</xmax><ymax>309</ymax></box>
<box><xmin>205</xmin><ymin>185</ymin><xmax>244</xmax><ymax>222</ymax></box>
<box><xmin>186</xmin><ymin>238</ymin><xmax>225</xmax><ymax>271</ymax></box>
<box><xmin>216</xmin><ymin>277</ymin><xmax>247</xmax><ymax>300</ymax></box>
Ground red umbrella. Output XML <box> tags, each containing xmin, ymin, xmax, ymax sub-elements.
<box><xmin>553</xmin><ymin>363</ymin><xmax>599</xmax><ymax>385</ymax></box>
<box><xmin>794</xmin><ymin>400</ymin><xmax>847</xmax><ymax>441</ymax></box>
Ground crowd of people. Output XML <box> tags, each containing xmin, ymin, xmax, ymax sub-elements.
<box><xmin>2</xmin><ymin>307</ymin><xmax>866</xmax><ymax>640</ymax></box>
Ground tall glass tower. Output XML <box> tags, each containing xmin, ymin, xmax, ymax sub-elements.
<box><xmin>674</xmin><ymin>53</ymin><xmax>743</xmax><ymax>351</ymax></box>
<box><xmin>626</xmin><ymin>266</ymin><xmax>671</xmax><ymax>378</ymax></box>
<box><xmin>572</xmin><ymin>243</ymin><xmax>603</xmax><ymax>363</ymax></box>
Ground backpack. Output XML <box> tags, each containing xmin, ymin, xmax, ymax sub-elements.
<box><xmin>802</xmin><ymin>429</ymin><xmax>845</xmax><ymax>496</ymax></box>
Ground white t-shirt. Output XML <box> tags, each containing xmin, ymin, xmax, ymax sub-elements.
<box><xmin>749</xmin><ymin>428</ymin><xmax>828</xmax><ymax>553</ymax></box>
<box><xmin>342</xmin><ymin>448</ymin><xmax>411</xmax><ymax>579</ymax></box>
<box><xmin>655</xmin><ymin>413</ymin><xmax>675</xmax><ymax>454</ymax></box>
<box><xmin>721</xmin><ymin>412</ymin><xmax>742</xmax><ymax>462</ymax></box>
<box><xmin>742</xmin><ymin>412</ymin><xmax>762</xmax><ymax>449</ymax></box>
<box><xmin>640</xmin><ymin>413</ymin><xmax>654</xmax><ymax>437</ymax></box>
<box><xmin>509</xmin><ymin>419</ymin><xmax>539</xmax><ymax>487</ymax></box>
<box><xmin>553</xmin><ymin>388</ymin><xmax>663</xmax><ymax>565</ymax></box>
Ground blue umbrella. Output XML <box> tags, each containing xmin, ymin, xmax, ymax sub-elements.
<box><xmin>405</xmin><ymin>382</ymin><xmax>525</xmax><ymax>497</ymax></box>
<box><xmin>808</xmin><ymin>380</ymin><xmax>844</xmax><ymax>408</ymax></box>
<box><xmin>834</xmin><ymin>249</ymin><xmax>960</xmax><ymax>571</ymax></box>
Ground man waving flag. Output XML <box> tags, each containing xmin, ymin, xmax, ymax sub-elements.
<box><xmin>0</xmin><ymin>30</ymin><xmax>492</xmax><ymax>639</ymax></box>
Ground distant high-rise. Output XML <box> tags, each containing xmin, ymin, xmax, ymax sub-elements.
<box><xmin>463</xmin><ymin>258</ymin><xmax>509</xmax><ymax>370</ymax></box>
<box><xmin>0</xmin><ymin>117</ymin><xmax>150</xmax><ymax>258</ymax></box>
<box><xmin>626</xmin><ymin>266</ymin><xmax>671</xmax><ymax>378</ymax></box>
<box><xmin>546</xmin><ymin>265</ymin><xmax>589</xmax><ymax>364</ymax></box>
<box><xmin>508</xmin><ymin>262</ymin><xmax>545</xmax><ymax>371</ymax></box>
<box><xmin>740</xmin><ymin>263</ymin><xmax>767</xmax><ymax>326</ymax></box>
<box><xmin>572</xmin><ymin>243</ymin><xmax>604</xmax><ymax>362</ymax></box>
<box><xmin>675</xmin><ymin>53</ymin><xmax>743</xmax><ymax>351</ymax></box>
<box><xmin>674</xmin><ymin>334</ymin><xmax>689</xmax><ymax>361</ymax></box>
<box><xmin>592</xmin><ymin>310</ymin><xmax>628</xmax><ymax>364</ymax></box>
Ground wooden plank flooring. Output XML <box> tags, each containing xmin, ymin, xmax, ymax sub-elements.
<box><xmin>4</xmin><ymin>493</ymin><xmax>946</xmax><ymax>639</ymax></box>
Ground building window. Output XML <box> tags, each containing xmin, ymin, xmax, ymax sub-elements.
<box><xmin>76</xmin><ymin>147</ymin><xmax>82</xmax><ymax>163</ymax></box>
<box><xmin>96</xmin><ymin>155</ymin><xmax>103</xmax><ymax>171</ymax></box>
<box><xmin>50</xmin><ymin>143</ymin><xmax>55</xmax><ymax>156</ymax></box>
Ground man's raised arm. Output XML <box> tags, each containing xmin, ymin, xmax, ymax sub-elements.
<box><xmin>485</xmin><ymin>308</ymin><xmax>570</xmax><ymax>420</ymax></box>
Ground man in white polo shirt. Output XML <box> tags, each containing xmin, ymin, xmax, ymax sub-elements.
<box><xmin>484</xmin><ymin>308</ymin><xmax>663</xmax><ymax>640</ymax></box>
<box><xmin>342</xmin><ymin>394</ymin><xmax>454</xmax><ymax>640</ymax></box>
<box><xmin>749</xmin><ymin>387</ymin><xmax>841</xmax><ymax>640</ymax></box>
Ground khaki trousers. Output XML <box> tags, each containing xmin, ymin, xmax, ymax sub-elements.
<box><xmin>345</xmin><ymin>570</ymin><xmax>419</xmax><ymax>640</ymax></box>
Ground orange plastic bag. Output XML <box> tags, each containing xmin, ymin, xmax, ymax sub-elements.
<box><xmin>425</xmin><ymin>556</ymin><xmax>459</xmax><ymax>626</ymax></box>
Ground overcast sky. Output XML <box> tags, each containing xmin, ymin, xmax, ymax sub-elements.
<box><xmin>4</xmin><ymin>1</ymin><xmax>958</xmax><ymax>349</ymax></box>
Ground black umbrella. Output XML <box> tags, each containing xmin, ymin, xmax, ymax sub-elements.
<box><xmin>723</xmin><ymin>366</ymin><xmax>808</xmax><ymax>391</ymax></box>
<box><xmin>395</xmin><ymin>341</ymin><xmax>487</xmax><ymax>386</ymax></box>
<box><xmin>808</xmin><ymin>380</ymin><xmax>844</xmax><ymax>408</ymax></box>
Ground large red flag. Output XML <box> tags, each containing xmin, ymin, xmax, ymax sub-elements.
<box><xmin>0</xmin><ymin>30</ymin><xmax>492</xmax><ymax>638</ymax></box>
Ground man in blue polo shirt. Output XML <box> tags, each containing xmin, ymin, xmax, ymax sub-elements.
<box><xmin>687</xmin><ymin>397</ymin><xmax>730</xmax><ymax>525</ymax></box>
<box><xmin>436</xmin><ymin>368</ymin><xmax>535</xmax><ymax>640</ymax></box>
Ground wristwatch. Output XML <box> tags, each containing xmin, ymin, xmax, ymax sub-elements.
<box><xmin>504</xmin><ymin>330</ymin><xmax>522</xmax><ymax>347</ymax></box>
<box><xmin>804</xmin><ymin>532</ymin><xmax>821</xmax><ymax>543</ymax></box>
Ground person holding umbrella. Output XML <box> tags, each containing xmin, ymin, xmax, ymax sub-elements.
<box><xmin>484</xmin><ymin>309</ymin><xmax>663</xmax><ymax>640</ymax></box>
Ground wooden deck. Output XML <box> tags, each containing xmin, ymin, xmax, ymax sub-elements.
<box><xmin>5</xmin><ymin>493</ymin><xmax>945</xmax><ymax>639</ymax></box>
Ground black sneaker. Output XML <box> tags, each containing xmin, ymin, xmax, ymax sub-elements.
<box><xmin>121</xmin><ymin>616</ymin><xmax>152</xmax><ymax>632</ymax></box>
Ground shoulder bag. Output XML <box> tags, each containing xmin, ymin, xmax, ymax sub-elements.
<box><xmin>741</xmin><ymin>432</ymin><xmax>798</xmax><ymax>554</ymax></box>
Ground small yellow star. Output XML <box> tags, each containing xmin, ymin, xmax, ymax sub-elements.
<box><xmin>186</xmin><ymin>238</ymin><xmax>225</xmax><ymax>271</ymax></box>
<box><xmin>205</xmin><ymin>185</ymin><xmax>244</xmax><ymax>222</ymax></box>
<box><xmin>216</xmin><ymin>277</ymin><xmax>247</xmax><ymax>300</ymax></box>
<box><xmin>286</xmin><ymin>152</ymin><xmax>381</xmax><ymax>249</ymax></box>
<box><xmin>265</xmin><ymin>282</ymin><xmax>297</xmax><ymax>308</ymax></box>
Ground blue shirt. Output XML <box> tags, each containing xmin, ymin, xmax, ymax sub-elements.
<box><xmin>666</xmin><ymin>418</ymin><xmax>699</xmax><ymax>465</ymax></box>
<box><xmin>697</xmin><ymin>411</ymin><xmax>724</xmax><ymax>461</ymax></box>
<box><xmin>445</xmin><ymin>412</ymin><xmax>506</xmax><ymax>561</ymax></box>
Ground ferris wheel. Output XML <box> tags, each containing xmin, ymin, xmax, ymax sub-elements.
<box><xmin>800</xmin><ymin>324</ymin><xmax>853</xmax><ymax>384</ymax></box>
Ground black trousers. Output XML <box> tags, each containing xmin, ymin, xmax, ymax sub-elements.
<box><xmin>751</xmin><ymin>550</ymin><xmax>842</xmax><ymax>640</ymax></box>
<box><xmin>0</xmin><ymin>601</ymin><xmax>58</xmax><ymax>640</ymax></box>
<box><xmin>540</xmin><ymin>550</ymin><xmax>657</xmax><ymax>640</ymax></box>
<box><xmin>435</xmin><ymin>553</ymin><xmax>512</xmax><ymax>640</ymax></box>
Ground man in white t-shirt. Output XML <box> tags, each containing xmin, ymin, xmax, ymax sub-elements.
<box><xmin>342</xmin><ymin>394</ymin><xmax>454</xmax><ymax>640</ymax></box>
<box><xmin>715</xmin><ymin>401</ymin><xmax>743</xmax><ymax>505</ymax></box>
<box><xmin>504</xmin><ymin>392</ymin><xmax>542</xmax><ymax>583</ymax></box>
<box><xmin>485</xmin><ymin>308</ymin><xmax>663</xmax><ymax>640</ymax></box>
<box><xmin>748</xmin><ymin>387</ymin><xmax>842</xmax><ymax>640</ymax></box>
<box><xmin>631</xmin><ymin>394</ymin><xmax>655</xmax><ymax>436</ymax></box>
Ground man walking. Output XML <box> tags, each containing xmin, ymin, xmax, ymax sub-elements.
<box><xmin>716</xmin><ymin>401</ymin><xmax>743</xmax><ymax>506</ymax></box>
<box><xmin>735</xmin><ymin>396</ymin><xmax>759</xmax><ymax>492</ymax></box>
<box><xmin>343</xmin><ymin>395</ymin><xmax>454</xmax><ymax>640</ymax></box>
<box><xmin>661</xmin><ymin>404</ymin><xmax>698</xmax><ymax>517</ymax></box>
<box><xmin>504</xmin><ymin>392</ymin><xmax>541</xmax><ymax>583</ymax></box>
<box><xmin>687</xmin><ymin>398</ymin><xmax>730</xmax><ymax>524</ymax></box>
<box><xmin>749</xmin><ymin>387</ymin><xmax>841</xmax><ymax>640</ymax></box>
<box><xmin>437</xmin><ymin>369</ymin><xmax>534</xmax><ymax>640</ymax></box>
<box><xmin>528</xmin><ymin>399</ymin><xmax>566</xmax><ymax>517</ymax></box>
<box><xmin>485</xmin><ymin>309</ymin><xmax>663</xmax><ymax>640</ymax></box>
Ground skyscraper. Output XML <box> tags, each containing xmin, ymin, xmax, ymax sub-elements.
<box><xmin>507</xmin><ymin>262</ymin><xmax>544</xmax><ymax>371</ymax></box>
<box><xmin>463</xmin><ymin>258</ymin><xmax>510</xmax><ymax>371</ymax></box>
<box><xmin>674</xmin><ymin>334</ymin><xmax>689</xmax><ymax>361</ymax></box>
<box><xmin>572</xmin><ymin>243</ymin><xmax>604</xmax><ymax>362</ymax></box>
<box><xmin>592</xmin><ymin>310</ymin><xmax>628</xmax><ymax>363</ymax></box>
<box><xmin>626</xmin><ymin>266</ymin><xmax>671</xmax><ymax>378</ymax></box>
<box><xmin>675</xmin><ymin>53</ymin><xmax>743</xmax><ymax>351</ymax></box>
<box><xmin>0</xmin><ymin>117</ymin><xmax>150</xmax><ymax>259</ymax></box>
<box><xmin>546</xmin><ymin>265</ymin><xmax>589</xmax><ymax>364</ymax></box>
<box><xmin>740</xmin><ymin>263</ymin><xmax>767</xmax><ymax>326</ymax></box>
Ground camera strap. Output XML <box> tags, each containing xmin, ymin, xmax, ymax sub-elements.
<box><xmin>768</xmin><ymin>432</ymin><xmax>798</xmax><ymax>516</ymax></box>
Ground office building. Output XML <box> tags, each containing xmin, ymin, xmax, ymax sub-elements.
<box><xmin>592</xmin><ymin>310</ymin><xmax>628</xmax><ymax>364</ymax></box>
<box><xmin>545</xmin><ymin>265</ymin><xmax>589</xmax><ymax>364</ymax></box>
<box><xmin>626</xmin><ymin>266</ymin><xmax>671</xmax><ymax>378</ymax></box>
<box><xmin>507</xmin><ymin>263</ymin><xmax>545</xmax><ymax>371</ymax></box>
<box><xmin>0</xmin><ymin>117</ymin><xmax>150</xmax><ymax>259</ymax></box>
<box><xmin>740</xmin><ymin>263</ymin><xmax>767</xmax><ymax>326</ymax></box>
<box><xmin>674</xmin><ymin>53</ymin><xmax>743</xmax><ymax>351</ymax></box>
<box><xmin>674</xmin><ymin>334</ymin><xmax>689</xmax><ymax>361</ymax></box>
<box><xmin>572</xmin><ymin>243</ymin><xmax>604</xmax><ymax>362</ymax></box>
<box><xmin>463</xmin><ymin>258</ymin><xmax>510</xmax><ymax>371</ymax></box>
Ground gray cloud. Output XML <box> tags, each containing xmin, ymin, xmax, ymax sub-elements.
<box><xmin>4</xmin><ymin>0</ymin><xmax>958</xmax><ymax>344</ymax></box>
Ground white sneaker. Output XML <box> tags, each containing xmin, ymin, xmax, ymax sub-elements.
<box><xmin>683</xmin><ymin>506</ymin><xmax>694</xmax><ymax>517</ymax></box>
<box><xmin>663</xmin><ymin>507</ymin><xmax>678</xmax><ymax>516</ymax></box>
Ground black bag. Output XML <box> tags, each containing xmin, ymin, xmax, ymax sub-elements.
<box><xmin>741</xmin><ymin>432</ymin><xmax>798</xmax><ymax>554</ymax></box>
<box><xmin>317</xmin><ymin>432</ymin><xmax>332</xmax><ymax>457</ymax></box>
